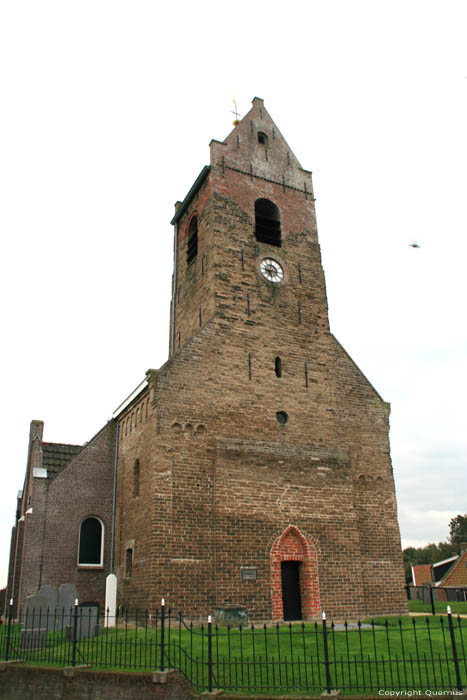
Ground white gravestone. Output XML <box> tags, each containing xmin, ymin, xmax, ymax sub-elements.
<box><xmin>104</xmin><ymin>573</ymin><xmax>117</xmax><ymax>627</ymax></box>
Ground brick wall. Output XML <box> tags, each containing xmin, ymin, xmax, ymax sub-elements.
<box><xmin>0</xmin><ymin>665</ymin><xmax>195</xmax><ymax>700</ymax></box>
<box><xmin>15</xmin><ymin>421</ymin><xmax>116</xmax><ymax>611</ymax></box>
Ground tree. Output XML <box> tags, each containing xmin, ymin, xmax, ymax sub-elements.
<box><xmin>449</xmin><ymin>514</ymin><xmax>467</xmax><ymax>546</ymax></box>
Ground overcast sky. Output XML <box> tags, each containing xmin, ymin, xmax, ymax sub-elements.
<box><xmin>1</xmin><ymin>0</ymin><xmax>466</xmax><ymax>589</ymax></box>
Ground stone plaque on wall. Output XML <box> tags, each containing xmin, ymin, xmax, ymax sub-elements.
<box><xmin>241</xmin><ymin>567</ymin><xmax>257</xmax><ymax>581</ymax></box>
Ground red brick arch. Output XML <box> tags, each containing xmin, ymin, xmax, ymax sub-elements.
<box><xmin>270</xmin><ymin>525</ymin><xmax>320</xmax><ymax>620</ymax></box>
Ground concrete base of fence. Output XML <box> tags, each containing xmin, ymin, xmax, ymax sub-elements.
<box><xmin>0</xmin><ymin>661</ymin><xmax>25</xmax><ymax>670</ymax></box>
<box><xmin>0</xmin><ymin>665</ymin><xmax>197</xmax><ymax>700</ymax></box>
<box><xmin>153</xmin><ymin>669</ymin><xmax>177</xmax><ymax>684</ymax></box>
<box><xmin>63</xmin><ymin>665</ymin><xmax>91</xmax><ymax>678</ymax></box>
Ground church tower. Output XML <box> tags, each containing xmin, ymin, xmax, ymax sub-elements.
<box><xmin>114</xmin><ymin>98</ymin><xmax>407</xmax><ymax>620</ymax></box>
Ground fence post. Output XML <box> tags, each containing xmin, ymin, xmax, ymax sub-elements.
<box><xmin>207</xmin><ymin>615</ymin><xmax>213</xmax><ymax>692</ymax></box>
<box><xmin>160</xmin><ymin>598</ymin><xmax>165</xmax><ymax>672</ymax></box>
<box><xmin>429</xmin><ymin>586</ymin><xmax>435</xmax><ymax>616</ymax></box>
<box><xmin>447</xmin><ymin>606</ymin><xmax>462</xmax><ymax>692</ymax></box>
<box><xmin>322</xmin><ymin>611</ymin><xmax>332</xmax><ymax>694</ymax></box>
<box><xmin>71</xmin><ymin>598</ymin><xmax>79</xmax><ymax>667</ymax></box>
<box><xmin>5</xmin><ymin>599</ymin><xmax>13</xmax><ymax>662</ymax></box>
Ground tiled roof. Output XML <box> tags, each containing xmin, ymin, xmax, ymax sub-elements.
<box><xmin>42</xmin><ymin>442</ymin><xmax>82</xmax><ymax>475</ymax></box>
<box><xmin>438</xmin><ymin>552</ymin><xmax>467</xmax><ymax>587</ymax></box>
<box><xmin>432</xmin><ymin>555</ymin><xmax>459</xmax><ymax>583</ymax></box>
<box><xmin>412</xmin><ymin>564</ymin><xmax>432</xmax><ymax>586</ymax></box>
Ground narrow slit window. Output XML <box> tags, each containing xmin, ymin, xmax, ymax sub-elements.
<box><xmin>275</xmin><ymin>357</ymin><xmax>282</xmax><ymax>378</ymax></box>
<box><xmin>255</xmin><ymin>199</ymin><xmax>281</xmax><ymax>247</ymax></box>
<box><xmin>133</xmin><ymin>459</ymin><xmax>140</xmax><ymax>498</ymax></box>
<box><xmin>187</xmin><ymin>216</ymin><xmax>198</xmax><ymax>264</ymax></box>
<box><xmin>125</xmin><ymin>548</ymin><xmax>133</xmax><ymax>578</ymax></box>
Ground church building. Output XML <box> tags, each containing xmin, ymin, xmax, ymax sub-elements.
<box><xmin>6</xmin><ymin>98</ymin><xmax>407</xmax><ymax>621</ymax></box>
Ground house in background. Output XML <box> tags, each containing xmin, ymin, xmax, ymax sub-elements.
<box><xmin>436</xmin><ymin>551</ymin><xmax>467</xmax><ymax>601</ymax></box>
<box><xmin>411</xmin><ymin>564</ymin><xmax>432</xmax><ymax>587</ymax></box>
<box><xmin>410</xmin><ymin>550</ymin><xmax>467</xmax><ymax>603</ymax></box>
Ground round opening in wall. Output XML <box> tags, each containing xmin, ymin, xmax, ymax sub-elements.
<box><xmin>276</xmin><ymin>411</ymin><xmax>288</xmax><ymax>425</ymax></box>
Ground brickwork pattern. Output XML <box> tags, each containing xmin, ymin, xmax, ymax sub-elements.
<box><xmin>11</xmin><ymin>421</ymin><xmax>116</xmax><ymax>612</ymax></box>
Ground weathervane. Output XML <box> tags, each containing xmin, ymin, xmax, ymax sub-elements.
<box><xmin>231</xmin><ymin>98</ymin><xmax>241</xmax><ymax>126</ymax></box>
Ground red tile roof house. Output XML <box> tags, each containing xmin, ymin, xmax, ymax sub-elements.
<box><xmin>435</xmin><ymin>551</ymin><xmax>467</xmax><ymax>602</ymax></box>
<box><xmin>411</xmin><ymin>564</ymin><xmax>433</xmax><ymax>587</ymax></box>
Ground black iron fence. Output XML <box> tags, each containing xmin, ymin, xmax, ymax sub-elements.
<box><xmin>1</xmin><ymin>602</ymin><xmax>467</xmax><ymax>694</ymax></box>
<box><xmin>408</xmin><ymin>585</ymin><xmax>467</xmax><ymax>603</ymax></box>
<box><xmin>406</xmin><ymin>585</ymin><xmax>467</xmax><ymax>616</ymax></box>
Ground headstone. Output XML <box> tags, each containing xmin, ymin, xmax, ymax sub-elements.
<box><xmin>65</xmin><ymin>604</ymin><xmax>99</xmax><ymax>640</ymax></box>
<box><xmin>23</xmin><ymin>592</ymin><xmax>51</xmax><ymax>651</ymax></box>
<box><xmin>78</xmin><ymin>604</ymin><xmax>99</xmax><ymax>639</ymax></box>
<box><xmin>104</xmin><ymin>573</ymin><xmax>117</xmax><ymax>627</ymax></box>
<box><xmin>213</xmin><ymin>606</ymin><xmax>248</xmax><ymax>627</ymax></box>
<box><xmin>38</xmin><ymin>584</ymin><xmax>57</xmax><ymax>613</ymax></box>
<box><xmin>24</xmin><ymin>593</ymin><xmax>50</xmax><ymax>628</ymax></box>
<box><xmin>20</xmin><ymin>628</ymin><xmax>47</xmax><ymax>650</ymax></box>
<box><xmin>57</xmin><ymin>583</ymin><xmax>78</xmax><ymax>627</ymax></box>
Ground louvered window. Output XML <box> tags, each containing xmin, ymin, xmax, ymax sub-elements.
<box><xmin>255</xmin><ymin>199</ymin><xmax>281</xmax><ymax>247</ymax></box>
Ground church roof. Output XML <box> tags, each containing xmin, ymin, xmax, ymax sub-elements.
<box><xmin>42</xmin><ymin>441</ymin><xmax>82</xmax><ymax>475</ymax></box>
<box><xmin>171</xmin><ymin>166</ymin><xmax>210</xmax><ymax>225</ymax></box>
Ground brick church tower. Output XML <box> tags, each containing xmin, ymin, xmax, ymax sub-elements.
<box><xmin>6</xmin><ymin>97</ymin><xmax>406</xmax><ymax>619</ymax></box>
<box><xmin>113</xmin><ymin>97</ymin><xmax>407</xmax><ymax>620</ymax></box>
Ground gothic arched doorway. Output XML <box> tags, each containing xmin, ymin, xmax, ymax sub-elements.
<box><xmin>270</xmin><ymin>525</ymin><xmax>320</xmax><ymax>621</ymax></box>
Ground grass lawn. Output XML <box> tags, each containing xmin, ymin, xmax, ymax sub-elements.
<box><xmin>408</xmin><ymin>598</ymin><xmax>467</xmax><ymax>615</ymax></box>
<box><xmin>1</xmin><ymin>616</ymin><xmax>466</xmax><ymax>695</ymax></box>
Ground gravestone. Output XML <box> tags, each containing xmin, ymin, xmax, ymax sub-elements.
<box><xmin>57</xmin><ymin>583</ymin><xmax>78</xmax><ymax>628</ymax></box>
<box><xmin>24</xmin><ymin>593</ymin><xmax>50</xmax><ymax>627</ymax></box>
<box><xmin>38</xmin><ymin>585</ymin><xmax>57</xmax><ymax>613</ymax></box>
<box><xmin>104</xmin><ymin>573</ymin><xmax>117</xmax><ymax>627</ymax></box>
<box><xmin>65</xmin><ymin>604</ymin><xmax>100</xmax><ymax>640</ymax></box>
<box><xmin>213</xmin><ymin>606</ymin><xmax>248</xmax><ymax>626</ymax></box>
<box><xmin>20</xmin><ymin>627</ymin><xmax>47</xmax><ymax>650</ymax></box>
<box><xmin>21</xmin><ymin>593</ymin><xmax>49</xmax><ymax>650</ymax></box>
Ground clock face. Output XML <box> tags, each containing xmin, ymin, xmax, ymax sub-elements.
<box><xmin>260</xmin><ymin>258</ymin><xmax>284</xmax><ymax>283</ymax></box>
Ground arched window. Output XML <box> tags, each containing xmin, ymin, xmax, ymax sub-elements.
<box><xmin>255</xmin><ymin>199</ymin><xmax>281</xmax><ymax>247</ymax></box>
<box><xmin>187</xmin><ymin>215</ymin><xmax>198</xmax><ymax>264</ymax></box>
<box><xmin>257</xmin><ymin>131</ymin><xmax>268</xmax><ymax>146</ymax></box>
<box><xmin>78</xmin><ymin>517</ymin><xmax>103</xmax><ymax>566</ymax></box>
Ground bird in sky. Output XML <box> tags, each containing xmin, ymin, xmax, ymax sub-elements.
<box><xmin>409</xmin><ymin>242</ymin><xmax>421</xmax><ymax>248</ymax></box>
